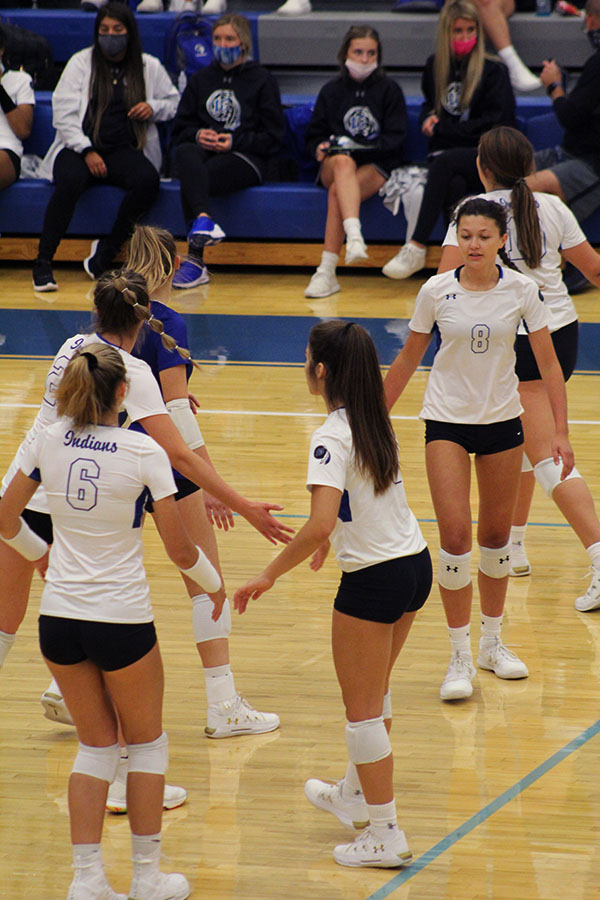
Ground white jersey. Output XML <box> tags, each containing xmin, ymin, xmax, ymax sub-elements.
<box><xmin>443</xmin><ymin>190</ymin><xmax>584</xmax><ymax>334</ymax></box>
<box><xmin>410</xmin><ymin>267</ymin><xmax>549</xmax><ymax>424</ymax></box>
<box><xmin>20</xmin><ymin>421</ymin><xmax>176</xmax><ymax>623</ymax></box>
<box><xmin>0</xmin><ymin>70</ymin><xmax>35</xmax><ymax>157</ymax></box>
<box><xmin>2</xmin><ymin>333</ymin><xmax>167</xmax><ymax>514</ymax></box>
<box><xmin>306</xmin><ymin>408</ymin><xmax>426</xmax><ymax>573</ymax></box>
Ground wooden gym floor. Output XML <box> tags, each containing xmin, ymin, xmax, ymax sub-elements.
<box><xmin>1</xmin><ymin>262</ymin><xmax>599</xmax><ymax>900</ymax></box>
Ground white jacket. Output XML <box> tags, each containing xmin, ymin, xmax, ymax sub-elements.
<box><xmin>39</xmin><ymin>47</ymin><xmax>180</xmax><ymax>181</ymax></box>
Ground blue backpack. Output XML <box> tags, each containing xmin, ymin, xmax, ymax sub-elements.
<box><xmin>165</xmin><ymin>13</ymin><xmax>214</xmax><ymax>91</ymax></box>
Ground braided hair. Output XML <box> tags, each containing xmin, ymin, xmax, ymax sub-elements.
<box><xmin>94</xmin><ymin>268</ymin><xmax>202</xmax><ymax>371</ymax></box>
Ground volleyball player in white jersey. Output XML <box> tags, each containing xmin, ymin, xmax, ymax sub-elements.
<box><xmin>0</xmin><ymin>343</ymin><xmax>223</xmax><ymax>899</ymax></box>
<box><xmin>385</xmin><ymin>198</ymin><xmax>574</xmax><ymax>702</ymax></box>
<box><xmin>439</xmin><ymin>126</ymin><xmax>600</xmax><ymax>611</ymax></box>
<box><xmin>235</xmin><ymin>320</ymin><xmax>432</xmax><ymax>868</ymax></box>
<box><xmin>0</xmin><ymin>270</ymin><xmax>292</xmax><ymax>672</ymax></box>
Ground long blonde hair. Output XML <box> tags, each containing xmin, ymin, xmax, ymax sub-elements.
<box><xmin>433</xmin><ymin>0</ymin><xmax>486</xmax><ymax>116</ymax></box>
<box><xmin>56</xmin><ymin>343</ymin><xmax>127</xmax><ymax>430</ymax></box>
<box><xmin>126</xmin><ymin>225</ymin><xmax>177</xmax><ymax>297</ymax></box>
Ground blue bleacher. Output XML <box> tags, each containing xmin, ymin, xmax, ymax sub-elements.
<box><xmin>1</xmin><ymin>7</ymin><xmax>598</xmax><ymax>250</ymax></box>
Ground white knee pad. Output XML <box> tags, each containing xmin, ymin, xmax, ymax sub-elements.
<box><xmin>438</xmin><ymin>549</ymin><xmax>471</xmax><ymax>590</ymax></box>
<box><xmin>72</xmin><ymin>741</ymin><xmax>121</xmax><ymax>783</ymax></box>
<box><xmin>345</xmin><ymin>716</ymin><xmax>391</xmax><ymax>766</ymax></box>
<box><xmin>521</xmin><ymin>452</ymin><xmax>533</xmax><ymax>473</ymax></box>
<box><xmin>478</xmin><ymin>543</ymin><xmax>511</xmax><ymax>579</ymax></box>
<box><xmin>127</xmin><ymin>731</ymin><xmax>169</xmax><ymax>775</ymax></box>
<box><xmin>534</xmin><ymin>457</ymin><xmax>582</xmax><ymax>498</ymax></box>
<box><xmin>382</xmin><ymin>689</ymin><xmax>392</xmax><ymax>721</ymax></box>
<box><xmin>192</xmin><ymin>594</ymin><xmax>232</xmax><ymax>643</ymax></box>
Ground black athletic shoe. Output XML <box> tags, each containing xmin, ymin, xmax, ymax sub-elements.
<box><xmin>32</xmin><ymin>259</ymin><xmax>58</xmax><ymax>292</ymax></box>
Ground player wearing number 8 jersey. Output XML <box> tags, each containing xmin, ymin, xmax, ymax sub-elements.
<box><xmin>385</xmin><ymin>198</ymin><xmax>574</xmax><ymax>703</ymax></box>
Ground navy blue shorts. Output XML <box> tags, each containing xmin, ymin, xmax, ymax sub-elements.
<box><xmin>334</xmin><ymin>547</ymin><xmax>432</xmax><ymax>624</ymax></box>
<box><xmin>144</xmin><ymin>475</ymin><xmax>199</xmax><ymax>513</ymax></box>
<box><xmin>515</xmin><ymin>320</ymin><xmax>578</xmax><ymax>383</ymax></box>
<box><xmin>39</xmin><ymin>616</ymin><xmax>157</xmax><ymax>671</ymax></box>
<box><xmin>425</xmin><ymin>417</ymin><xmax>524</xmax><ymax>455</ymax></box>
<box><xmin>22</xmin><ymin>507</ymin><xmax>53</xmax><ymax>544</ymax></box>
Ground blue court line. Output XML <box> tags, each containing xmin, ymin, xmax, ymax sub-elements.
<box><xmin>365</xmin><ymin>718</ymin><xmax>600</xmax><ymax>900</ymax></box>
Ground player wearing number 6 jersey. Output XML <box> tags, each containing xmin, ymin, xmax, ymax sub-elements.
<box><xmin>384</xmin><ymin>198</ymin><xmax>574</xmax><ymax>703</ymax></box>
<box><xmin>0</xmin><ymin>343</ymin><xmax>216</xmax><ymax>900</ymax></box>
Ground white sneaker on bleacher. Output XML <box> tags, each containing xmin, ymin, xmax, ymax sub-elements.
<box><xmin>304</xmin><ymin>267</ymin><xmax>340</xmax><ymax>298</ymax></box>
<box><xmin>345</xmin><ymin>236</ymin><xmax>368</xmax><ymax>265</ymax></box>
<box><xmin>202</xmin><ymin>0</ymin><xmax>226</xmax><ymax>13</ymax></box>
<box><xmin>382</xmin><ymin>243</ymin><xmax>426</xmax><ymax>280</ymax></box>
<box><xmin>137</xmin><ymin>0</ymin><xmax>164</xmax><ymax>11</ymax></box>
<box><xmin>276</xmin><ymin>0</ymin><xmax>312</xmax><ymax>14</ymax></box>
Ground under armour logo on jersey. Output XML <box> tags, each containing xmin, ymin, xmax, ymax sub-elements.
<box><xmin>445</xmin><ymin>293</ymin><xmax>457</xmax><ymax>301</ymax></box>
<box><xmin>314</xmin><ymin>445</ymin><xmax>331</xmax><ymax>464</ymax></box>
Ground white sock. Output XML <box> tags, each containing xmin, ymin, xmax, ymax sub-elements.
<box><xmin>586</xmin><ymin>541</ymin><xmax>600</xmax><ymax>570</ymax></box>
<box><xmin>132</xmin><ymin>832</ymin><xmax>161</xmax><ymax>864</ymax></box>
<box><xmin>497</xmin><ymin>46</ymin><xmax>540</xmax><ymax>86</ymax></box>
<box><xmin>204</xmin><ymin>664</ymin><xmax>237</xmax><ymax>706</ymax></box>
<box><xmin>0</xmin><ymin>630</ymin><xmax>16</xmax><ymax>668</ymax></box>
<box><xmin>448</xmin><ymin>624</ymin><xmax>471</xmax><ymax>655</ymax></box>
<box><xmin>341</xmin><ymin>761</ymin><xmax>363</xmax><ymax>800</ymax></box>
<box><xmin>319</xmin><ymin>250</ymin><xmax>338</xmax><ymax>273</ymax></box>
<box><xmin>480</xmin><ymin>613</ymin><xmax>503</xmax><ymax>646</ymax></box>
<box><xmin>342</xmin><ymin>217</ymin><xmax>362</xmax><ymax>241</ymax></box>
<box><xmin>72</xmin><ymin>843</ymin><xmax>102</xmax><ymax>867</ymax></box>
<box><xmin>510</xmin><ymin>525</ymin><xmax>527</xmax><ymax>547</ymax></box>
<box><xmin>367</xmin><ymin>799</ymin><xmax>398</xmax><ymax>839</ymax></box>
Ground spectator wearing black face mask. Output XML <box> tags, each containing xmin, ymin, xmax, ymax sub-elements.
<box><xmin>32</xmin><ymin>1</ymin><xmax>179</xmax><ymax>293</ymax></box>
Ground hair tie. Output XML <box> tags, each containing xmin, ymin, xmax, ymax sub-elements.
<box><xmin>81</xmin><ymin>351</ymin><xmax>98</xmax><ymax>372</ymax></box>
<box><xmin>342</xmin><ymin>321</ymin><xmax>355</xmax><ymax>335</ymax></box>
<box><xmin>514</xmin><ymin>177</ymin><xmax>526</xmax><ymax>187</ymax></box>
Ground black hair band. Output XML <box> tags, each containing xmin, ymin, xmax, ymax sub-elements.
<box><xmin>81</xmin><ymin>351</ymin><xmax>98</xmax><ymax>372</ymax></box>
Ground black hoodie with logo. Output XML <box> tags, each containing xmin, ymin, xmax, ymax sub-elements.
<box><xmin>171</xmin><ymin>59</ymin><xmax>285</xmax><ymax>179</ymax></box>
<box><xmin>305</xmin><ymin>69</ymin><xmax>407</xmax><ymax>173</ymax></box>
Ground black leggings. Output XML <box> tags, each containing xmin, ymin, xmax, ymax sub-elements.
<box><xmin>173</xmin><ymin>142</ymin><xmax>260</xmax><ymax>227</ymax></box>
<box><xmin>412</xmin><ymin>146</ymin><xmax>483</xmax><ymax>245</ymax></box>
<box><xmin>37</xmin><ymin>146</ymin><xmax>160</xmax><ymax>263</ymax></box>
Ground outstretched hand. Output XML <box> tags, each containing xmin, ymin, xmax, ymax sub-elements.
<box><xmin>204</xmin><ymin>492</ymin><xmax>235</xmax><ymax>530</ymax></box>
<box><xmin>245</xmin><ymin>502</ymin><xmax>295</xmax><ymax>545</ymax></box>
<box><xmin>233</xmin><ymin>572</ymin><xmax>274</xmax><ymax>614</ymax></box>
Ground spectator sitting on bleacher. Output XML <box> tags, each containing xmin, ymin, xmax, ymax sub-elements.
<box><xmin>32</xmin><ymin>2</ymin><xmax>179</xmax><ymax>293</ymax></box>
<box><xmin>0</xmin><ymin>25</ymin><xmax>34</xmax><ymax>193</ymax></box>
<box><xmin>170</xmin><ymin>13</ymin><xmax>284</xmax><ymax>289</ymax></box>
<box><xmin>383</xmin><ymin>0</ymin><xmax>515</xmax><ymax>281</ymax></box>
<box><xmin>525</xmin><ymin>0</ymin><xmax>600</xmax><ymax>232</ymax></box>
<box><xmin>304</xmin><ymin>24</ymin><xmax>407</xmax><ymax>300</ymax></box>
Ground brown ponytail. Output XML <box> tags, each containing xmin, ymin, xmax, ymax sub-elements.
<box><xmin>55</xmin><ymin>343</ymin><xmax>127</xmax><ymax>430</ymax></box>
